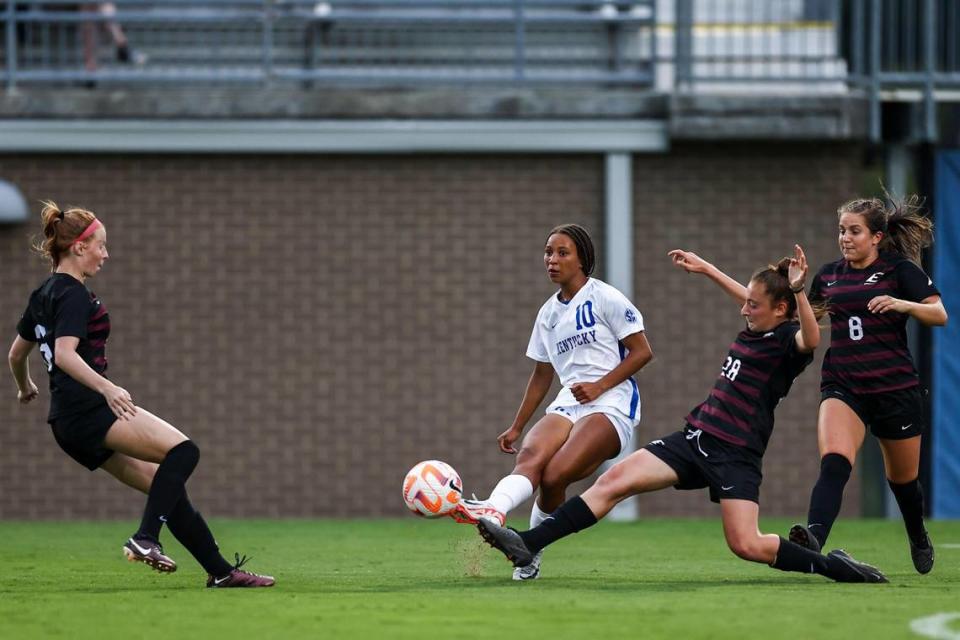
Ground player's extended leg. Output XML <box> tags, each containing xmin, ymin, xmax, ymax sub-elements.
<box><xmin>101</xmin><ymin>453</ymin><xmax>274</xmax><ymax>586</ymax></box>
<box><xmin>878</xmin><ymin>435</ymin><xmax>933</xmax><ymax>574</ymax></box>
<box><xmin>103</xmin><ymin>410</ymin><xmax>196</xmax><ymax>570</ymax></box>
<box><xmin>723</xmin><ymin>499</ymin><xmax>887</xmax><ymax>583</ymax></box>
<box><xmin>478</xmin><ymin>449</ymin><xmax>678</xmax><ymax>565</ymax></box>
<box><xmin>537</xmin><ymin>413</ymin><xmax>622</xmax><ymax>513</ymax></box>
<box><xmin>453</xmin><ymin>413</ymin><xmax>573</xmax><ymax>525</ymax></box>
<box><xmin>510</xmin><ymin>414</ymin><xmax>624</xmax><ymax>579</ymax></box>
<box><xmin>793</xmin><ymin>399</ymin><xmax>864</xmax><ymax>550</ymax></box>
<box><xmin>721</xmin><ymin>499</ymin><xmax>783</xmax><ymax>564</ymax></box>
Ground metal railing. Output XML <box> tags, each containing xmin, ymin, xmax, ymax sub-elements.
<box><xmin>1</xmin><ymin>0</ymin><xmax>656</xmax><ymax>86</ymax></box>
<box><xmin>4</xmin><ymin>1</ymin><xmax>960</xmax><ymax>141</ymax></box>
<box><xmin>675</xmin><ymin>0</ymin><xmax>960</xmax><ymax>141</ymax></box>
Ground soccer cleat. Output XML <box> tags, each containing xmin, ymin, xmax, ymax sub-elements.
<box><xmin>512</xmin><ymin>550</ymin><xmax>543</xmax><ymax>581</ymax></box>
<box><xmin>123</xmin><ymin>537</ymin><xmax>177</xmax><ymax>573</ymax></box>
<box><xmin>826</xmin><ymin>549</ymin><xmax>888</xmax><ymax>583</ymax></box>
<box><xmin>449</xmin><ymin>499</ymin><xmax>505</xmax><ymax>526</ymax></box>
<box><xmin>909</xmin><ymin>532</ymin><xmax>934</xmax><ymax>575</ymax></box>
<box><xmin>477</xmin><ymin>519</ymin><xmax>534</xmax><ymax>567</ymax></box>
<box><xmin>788</xmin><ymin>523</ymin><xmax>822</xmax><ymax>553</ymax></box>
<box><xmin>206</xmin><ymin>554</ymin><xmax>275</xmax><ymax>588</ymax></box>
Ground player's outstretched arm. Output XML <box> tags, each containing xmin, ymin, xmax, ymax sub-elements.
<box><xmin>867</xmin><ymin>294</ymin><xmax>948</xmax><ymax>327</ymax></box>
<box><xmin>790</xmin><ymin>244</ymin><xmax>820</xmax><ymax>353</ymax></box>
<box><xmin>8</xmin><ymin>336</ymin><xmax>38</xmax><ymax>404</ymax></box>
<box><xmin>497</xmin><ymin>361</ymin><xmax>554</xmax><ymax>454</ymax></box>
<box><xmin>668</xmin><ymin>249</ymin><xmax>748</xmax><ymax>305</ymax></box>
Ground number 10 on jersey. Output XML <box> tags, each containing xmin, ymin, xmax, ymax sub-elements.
<box><xmin>575</xmin><ymin>301</ymin><xmax>596</xmax><ymax>330</ymax></box>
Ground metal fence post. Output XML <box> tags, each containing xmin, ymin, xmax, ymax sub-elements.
<box><xmin>5</xmin><ymin>0</ymin><xmax>17</xmax><ymax>91</ymax></box>
<box><xmin>852</xmin><ymin>0</ymin><xmax>864</xmax><ymax>81</ymax></box>
<box><xmin>923</xmin><ymin>0</ymin><xmax>936</xmax><ymax>141</ymax></box>
<box><xmin>674</xmin><ymin>0</ymin><xmax>692</xmax><ymax>89</ymax></box>
<box><xmin>870</xmin><ymin>0</ymin><xmax>882</xmax><ymax>142</ymax></box>
<box><xmin>513</xmin><ymin>0</ymin><xmax>526</xmax><ymax>81</ymax></box>
<box><xmin>263</xmin><ymin>0</ymin><xmax>274</xmax><ymax>82</ymax></box>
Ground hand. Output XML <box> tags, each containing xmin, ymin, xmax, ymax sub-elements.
<box><xmin>867</xmin><ymin>295</ymin><xmax>911</xmax><ymax>315</ymax></box>
<box><xmin>103</xmin><ymin>383</ymin><xmax>138</xmax><ymax>420</ymax></box>
<box><xmin>789</xmin><ymin>244</ymin><xmax>808</xmax><ymax>291</ymax></box>
<box><xmin>570</xmin><ymin>381</ymin><xmax>605</xmax><ymax>404</ymax></box>
<box><xmin>17</xmin><ymin>380</ymin><xmax>38</xmax><ymax>404</ymax></box>
<box><xmin>497</xmin><ymin>426</ymin><xmax>523</xmax><ymax>454</ymax></box>
<box><xmin>668</xmin><ymin>249</ymin><xmax>711</xmax><ymax>275</ymax></box>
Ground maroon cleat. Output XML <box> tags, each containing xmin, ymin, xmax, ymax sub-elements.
<box><xmin>206</xmin><ymin>554</ymin><xmax>275</xmax><ymax>588</ymax></box>
<box><xmin>123</xmin><ymin>537</ymin><xmax>177</xmax><ymax>573</ymax></box>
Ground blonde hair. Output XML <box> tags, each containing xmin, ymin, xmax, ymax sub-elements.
<box><xmin>33</xmin><ymin>200</ymin><xmax>99</xmax><ymax>269</ymax></box>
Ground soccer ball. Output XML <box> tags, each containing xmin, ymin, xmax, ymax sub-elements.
<box><xmin>402</xmin><ymin>460</ymin><xmax>462</xmax><ymax>518</ymax></box>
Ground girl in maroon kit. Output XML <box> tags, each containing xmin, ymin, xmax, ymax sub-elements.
<box><xmin>789</xmin><ymin>196</ymin><xmax>947</xmax><ymax>575</ymax></box>
<box><xmin>8</xmin><ymin>201</ymin><xmax>274</xmax><ymax>588</ymax></box>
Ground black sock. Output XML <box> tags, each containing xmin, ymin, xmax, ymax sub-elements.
<box><xmin>518</xmin><ymin>496</ymin><xmax>598</xmax><ymax>554</ymax></box>
<box><xmin>166</xmin><ymin>494</ymin><xmax>234</xmax><ymax>577</ymax></box>
<box><xmin>888</xmin><ymin>478</ymin><xmax>928</xmax><ymax>547</ymax></box>
<box><xmin>805</xmin><ymin>453</ymin><xmax>852</xmax><ymax>547</ymax></box>
<box><xmin>771</xmin><ymin>537</ymin><xmax>830</xmax><ymax>575</ymax></box>
<box><xmin>135</xmin><ymin>440</ymin><xmax>200</xmax><ymax>542</ymax></box>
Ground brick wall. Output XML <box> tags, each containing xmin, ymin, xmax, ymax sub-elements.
<box><xmin>0</xmin><ymin>144</ymin><xmax>863</xmax><ymax>520</ymax></box>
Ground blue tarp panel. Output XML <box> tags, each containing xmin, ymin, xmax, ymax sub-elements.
<box><xmin>933</xmin><ymin>151</ymin><xmax>960</xmax><ymax>518</ymax></box>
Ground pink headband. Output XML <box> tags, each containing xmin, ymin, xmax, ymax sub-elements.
<box><xmin>70</xmin><ymin>219</ymin><xmax>101</xmax><ymax>246</ymax></box>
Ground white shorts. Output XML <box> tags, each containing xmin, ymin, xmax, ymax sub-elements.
<box><xmin>546</xmin><ymin>403</ymin><xmax>639</xmax><ymax>456</ymax></box>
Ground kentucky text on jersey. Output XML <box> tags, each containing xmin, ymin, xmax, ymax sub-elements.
<box><xmin>555</xmin><ymin>330</ymin><xmax>598</xmax><ymax>355</ymax></box>
<box><xmin>527</xmin><ymin>278</ymin><xmax>645</xmax><ymax>420</ymax></box>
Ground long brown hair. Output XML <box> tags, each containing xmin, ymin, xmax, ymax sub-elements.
<box><xmin>837</xmin><ymin>193</ymin><xmax>934</xmax><ymax>265</ymax></box>
<box><xmin>33</xmin><ymin>200</ymin><xmax>98</xmax><ymax>269</ymax></box>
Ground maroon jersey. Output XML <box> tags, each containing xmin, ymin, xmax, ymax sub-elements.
<box><xmin>16</xmin><ymin>273</ymin><xmax>111</xmax><ymax>420</ymax></box>
<box><xmin>686</xmin><ymin>320</ymin><xmax>813</xmax><ymax>456</ymax></box>
<box><xmin>811</xmin><ymin>252</ymin><xmax>939</xmax><ymax>395</ymax></box>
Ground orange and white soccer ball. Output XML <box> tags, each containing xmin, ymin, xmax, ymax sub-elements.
<box><xmin>402</xmin><ymin>460</ymin><xmax>463</xmax><ymax>518</ymax></box>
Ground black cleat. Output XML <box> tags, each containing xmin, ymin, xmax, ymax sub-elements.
<box><xmin>826</xmin><ymin>549</ymin><xmax>888</xmax><ymax>583</ymax></box>
<box><xmin>476</xmin><ymin>520</ymin><xmax>533</xmax><ymax>567</ymax></box>
<box><xmin>909</xmin><ymin>532</ymin><xmax>934</xmax><ymax>575</ymax></box>
<box><xmin>788</xmin><ymin>523</ymin><xmax>821</xmax><ymax>553</ymax></box>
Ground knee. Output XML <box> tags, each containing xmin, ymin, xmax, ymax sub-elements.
<box><xmin>726</xmin><ymin>534</ymin><xmax>765</xmax><ymax>562</ymax></box>
<box><xmin>167</xmin><ymin>439</ymin><xmax>200</xmax><ymax>468</ymax></box>
<box><xmin>592</xmin><ymin>462</ymin><xmax>630</xmax><ymax>500</ymax></box>
<box><xmin>820</xmin><ymin>453</ymin><xmax>852</xmax><ymax>482</ymax></box>
<box><xmin>540</xmin><ymin>463</ymin><xmax>574</xmax><ymax>495</ymax></box>
<box><xmin>514</xmin><ymin>447</ymin><xmax>548</xmax><ymax>486</ymax></box>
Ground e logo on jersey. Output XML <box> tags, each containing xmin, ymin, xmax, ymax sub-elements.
<box><xmin>864</xmin><ymin>272</ymin><xmax>885</xmax><ymax>285</ymax></box>
<box><xmin>625</xmin><ymin>308</ymin><xmax>637</xmax><ymax>323</ymax></box>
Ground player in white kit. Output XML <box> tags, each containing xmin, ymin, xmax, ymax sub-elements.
<box><xmin>450</xmin><ymin>224</ymin><xmax>653</xmax><ymax>580</ymax></box>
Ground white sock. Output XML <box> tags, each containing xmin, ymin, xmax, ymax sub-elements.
<box><xmin>529</xmin><ymin>499</ymin><xmax>551</xmax><ymax>529</ymax></box>
<box><xmin>487</xmin><ymin>474</ymin><xmax>534</xmax><ymax>515</ymax></box>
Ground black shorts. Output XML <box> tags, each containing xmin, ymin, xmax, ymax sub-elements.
<box><xmin>49</xmin><ymin>402</ymin><xmax>117</xmax><ymax>471</ymax></box>
<box><xmin>821</xmin><ymin>384</ymin><xmax>926</xmax><ymax>440</ymax></box>
<box><xmin>644</xmin><ymin>425</ymin><xmax>763</xmax><ymax>504</ymax></box>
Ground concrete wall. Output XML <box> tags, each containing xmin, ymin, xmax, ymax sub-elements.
<box><xmin>0</xmin><ymin>143</ymin><xmax>863</xmax><ymax>520</ymax></box>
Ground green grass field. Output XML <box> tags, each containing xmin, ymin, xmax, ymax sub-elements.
<box><xmin>1</xmin><ymin>518</ymin><xmax>958</xmax><ymax>640</ymax></box>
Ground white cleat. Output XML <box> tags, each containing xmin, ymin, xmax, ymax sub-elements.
<box><xmin>512</xmin><ymin>550</ymin><xmax>542</xmax><ymax>581</ymax></box>
<box><xmin>450</xmin><ymin>499</ymin><xmax>506</xmax><ymax>526</ymax></box>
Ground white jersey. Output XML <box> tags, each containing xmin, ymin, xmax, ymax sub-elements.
<box><xmin>526</xmin><ymin>278</ymin><xmax>644</xmax><ymax>419</ymax></box>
